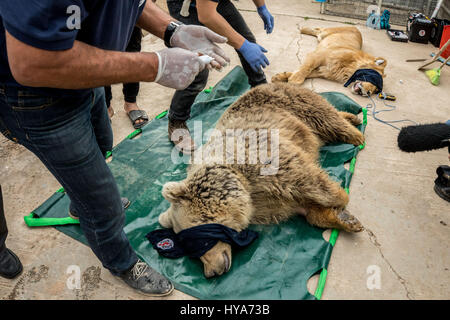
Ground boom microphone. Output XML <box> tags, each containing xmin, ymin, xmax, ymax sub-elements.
<box><xmin>397</xmin><ymin>123</ymin><xmax>450</xmax><ymax>153</ymax></box>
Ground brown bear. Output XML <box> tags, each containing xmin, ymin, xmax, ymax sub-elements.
<box><xmin>159</xmin><ymin>83</ymin><xmax>365</xmax><ymax>278</ymax></box>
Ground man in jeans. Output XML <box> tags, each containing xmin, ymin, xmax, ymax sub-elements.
<box><xmin>0</xmin><ymin>0</ymin><xmax>229</xmax><ymax>296</ymax></box>
<box><xmin>166</xmin><ymin>0</ymin><xmax>274</xmax><ymax>153</ymax></box>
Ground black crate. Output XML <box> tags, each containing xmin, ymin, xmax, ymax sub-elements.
<box><xmin>430</xmin><ymin>18</ymin><xmax>450</xmax><ymax>47</ymax></box>
<box><xmin>407</xmin><ymin>13</ymin><xmax>433</xmax><ymax>44</ymax></box>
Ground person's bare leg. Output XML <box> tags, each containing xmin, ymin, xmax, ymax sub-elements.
<box><xmin>124</xmin><ymin>102</ymin><xmax>144</xmax><ymax>126</ymax></box>
<box><xmin>108</xmin><ymin>105</ymin><xmax>115</xmax><ymax>119</ymax></box>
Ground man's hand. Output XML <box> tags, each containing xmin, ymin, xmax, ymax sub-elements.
<box><xmin>170</xmin><ymin>25</ymin><xmax>230</xmax><ymax>69</ymax></box>
<box><xmin>257</xmin><ymin>4</ymin><xmax>274</xmax><ymax>34</ymax></box>
<box><xmin>155</xmin><ymin>47</ymin><xmax>207</xmax><ymax>90</ymax></box>
<box><xmin>237</xmin><ymin>40</ymin><xmax>269</xmax><ymax>73</ymax></box>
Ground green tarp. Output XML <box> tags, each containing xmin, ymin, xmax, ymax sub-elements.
<box><xmin>28</xmin><ymin>66</ymin><xmax>366</xmax><ymax>300</ymax></box>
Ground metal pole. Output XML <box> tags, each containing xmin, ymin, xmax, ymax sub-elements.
<box><xmin>431</xmin><ymin>0</ymin><xmax>443</xmax><ymax>18</ymax></box>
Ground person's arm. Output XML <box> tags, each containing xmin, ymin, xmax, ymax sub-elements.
<box><xmin>137</xmin><ymin>0</ymin><xmax>229</xmax><ymax>68</ymax></box>
<box><xmin>6</xmin><ymin>31</ymin><xmax>159</xmax><ymax>89</ymax></box>
<box><xmin>252</xmin><ymin>0</ymin><xmax>265</xmax><ymax>7</ymax></box>
<box><xmin>253</xmin><ymin>0</ymin><xmax>274</xmax><ymax>34</ymax></box>
<box><xmin>196</xmin><ymin>0</ymin><xmax>245</xmax><ymax>49</ymax></box>
<box><xmin>3</xmin><ymin>0</ymin><xmax>164</xmax><ymax>89</ymax></box>
<box><xmin>5</xmin><ymin>0</ymin><xmax>211</xmax><ymax>90</ymax></box>
<box><xmin>7</xmin><ymin>30</ymin><xmax>206</xmax><ymax>91</ymax></box>
<box><xmin>196</xmin><ymin>0</ymin><xmax>269</xmax><ymax>73</ymax></box>
<box><xmin>5</xmin><ymin>0</ymin><xmax>170</xmax><ymax>89</ymax></box>
<box><xmin>136</xmin><ymin>0</ymin><xmax>176</xmax><ymax>39</ymax></box>
<box><xmin>6</xmin><ymin>0</ymin><xmax>229</xmax><ymax>90</ymax></box>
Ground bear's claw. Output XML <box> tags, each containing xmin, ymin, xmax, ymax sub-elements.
<box><xmin>337</xmin><ymin>209</ymin><xmax>364</xmax><ymax>232</ymax></box>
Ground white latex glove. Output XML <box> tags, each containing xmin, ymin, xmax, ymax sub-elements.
<box><xmin>154</xmin><ymin>47</ymin><xmax>206</xmax><ymax>90</ymax></box>
<box><xmin>170</xmin><ymin>24</ymin><xmax>230</xmax><ymax>69</ymax></box>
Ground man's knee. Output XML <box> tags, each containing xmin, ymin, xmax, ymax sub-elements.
<box><xmin>187</xmin><ymin>68</ymin><xmax>209</xmax><ymax>92</ymax></box>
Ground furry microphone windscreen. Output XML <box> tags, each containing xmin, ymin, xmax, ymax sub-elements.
<box><xmin>397</xmin><ymin>123</ymin><xmax>450</xmax><ymax>153</ymax></box>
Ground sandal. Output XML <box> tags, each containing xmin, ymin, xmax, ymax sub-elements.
<box><xmin>107</xmin><ymin>106</ymin><xmax>115</xmax><ymax>124</ymax></box>
<box><xmin>127</xmin><ymin>109</ymin><xmax>149</xmax><ymax>129</ymax></box>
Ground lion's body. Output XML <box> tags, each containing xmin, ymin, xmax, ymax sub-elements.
<box><xmin>272</xmin><ymin>26</ymin><xmax>387</xmax><ymax>96</ymax></box>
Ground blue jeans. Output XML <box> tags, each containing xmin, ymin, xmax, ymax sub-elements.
<box><xmin>0</xmin><ymin>85</ymin><xmax>137</xmax><ymax>275</ymax></box>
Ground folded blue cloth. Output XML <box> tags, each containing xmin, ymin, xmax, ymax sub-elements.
<box><xmin>146</xmin><ymin>223</ymin><xmax>259</xmax><ymax>259</ymax></box>
<box><xmin>344</xmin><ymin>69</ymin><xmax>383</xmax><ymax>93</ymax></box>
<box><xmin>380</xmin><ymin>9</ymin><xmax>391</xmax><ymax>30</ymax></box>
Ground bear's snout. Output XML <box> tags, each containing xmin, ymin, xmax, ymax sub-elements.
<box><xmin>158</xmin><ymin>210</ymin><xmax>172</xmax><ymax>228</ymax></box>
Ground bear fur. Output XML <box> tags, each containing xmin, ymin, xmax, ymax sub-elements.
<box><xmin>159</xmin><ymin>83</ymin><xmax>365</xmax><ymax>277</ymax></box>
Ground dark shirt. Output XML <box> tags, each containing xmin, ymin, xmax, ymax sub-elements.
<box><xmin>0</xmin><ymin>0</ymin><xmax>146</xmax><ymax>95</ymax></box>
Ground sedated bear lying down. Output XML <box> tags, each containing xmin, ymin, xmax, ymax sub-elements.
<box><xmin>159</xmin><ymin>83</ymin><xmax>365</xmax><ymax>278</ymax></box>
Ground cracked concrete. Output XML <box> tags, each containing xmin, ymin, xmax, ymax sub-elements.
<box><xmin>365</xmin><ymin>227</ymin><xmax>414</xmax><ymax>299</ymax></box>
<box><xmin>1</xmin><ymin>0</ymin><xmax>449</xmax><ymax>300</ymax></box>
<box><xmin>295</xmin><ymin>24</ymin><xmax>304</xmax><ymax>64</ymax></box>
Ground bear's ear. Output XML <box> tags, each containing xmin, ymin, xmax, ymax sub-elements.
<box><xmin>162</xmin><ymin>181</ymin><xmax>189</xmax><ymax>203</ymax></box>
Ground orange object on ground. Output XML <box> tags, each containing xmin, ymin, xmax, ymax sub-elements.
<box><xmin>440</xmin><ymin>25</ymin><xmax>450</xmax><ymax>59</ymax></box>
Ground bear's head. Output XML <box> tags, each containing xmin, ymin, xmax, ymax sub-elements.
<box><xmin>159</xmin><ymin>165</ymin><xmax>252</xmax><ymax>278</ymax></box>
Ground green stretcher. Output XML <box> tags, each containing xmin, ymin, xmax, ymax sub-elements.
<box><xmin>25</xmin><ymin>66</ymin><xmax>367</xmax><ymax>300</ymax></box>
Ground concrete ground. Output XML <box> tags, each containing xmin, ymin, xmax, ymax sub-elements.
<box><xmin>0</xmin><ymin>0</ymin><xmax>449</xmax><ymax>300</ymax></box>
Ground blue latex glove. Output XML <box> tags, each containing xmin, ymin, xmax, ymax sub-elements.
<box><xmin>238</xmin><ymin>40</ymin><xmax>269</xmax><ymax>73</ymax></box>
<box><xmin>257</xmin><ymin>4</ymin><xmax>274</xmax><ymax>34</ymax></box>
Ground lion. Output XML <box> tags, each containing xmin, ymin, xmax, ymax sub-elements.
<box><xmin>272</xmin><ymin>26</ymin><xmax>387</xmax><ymax>96</ymax></box>
<box><xmin>159</xmin><ymin>83</ymin><xmax>365</xmax><ymax>278</ymax></box>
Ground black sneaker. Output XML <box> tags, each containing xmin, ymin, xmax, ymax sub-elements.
<box><xmin>69</xmin><ymin>197</ymin><xmax>131</xmax><ymax>220</ymax></box>
<box><xmin>0</xmin><ymin>248</ymin><xmax>23</xmax><ymax>279</ymax></box>
<box><xmin>434</xmin><ymin>165</ymin><xmax>450</xmax><ymax>202</ymax></box>
<box><xmin>118</xmin><ymin>259</ymin><xmax>174</xmax><ymax>297</ymax></box>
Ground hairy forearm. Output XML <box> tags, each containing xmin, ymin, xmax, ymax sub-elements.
<box><xmin>137</xmin><ymin>0</ymin><xmax>175</xmax><ymax>39</ymax></box>
<box><xmin>6</xmin><ymin>31</ymin><xmax>159</xmax><ymax>89</ymax></box>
